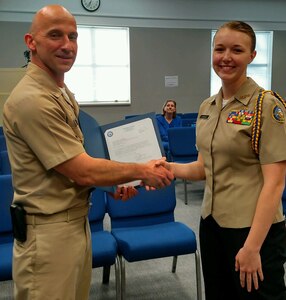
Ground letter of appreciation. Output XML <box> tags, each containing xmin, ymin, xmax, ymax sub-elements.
<box><xmin>103</xmin><ymin>116</ymin><xmax>163</xmax><ymax>186</ymax></box>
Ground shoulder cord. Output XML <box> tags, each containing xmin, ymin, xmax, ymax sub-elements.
<box><xmin>251</xmin><ymin>90</ymin><xmax>286</xmax><ymax>155</ymax></box>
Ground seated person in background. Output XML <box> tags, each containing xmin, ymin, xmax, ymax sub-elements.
<box><xmin>156</xmin><ymin>99</ymin><xmax>182</xmax><ymax>160</ymax></box>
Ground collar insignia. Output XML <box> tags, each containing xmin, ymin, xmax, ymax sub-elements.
<box><xmin>272</xmin><ymin>105</ymin><xmax>285</xmax><ymax>123</ymax></box>
<box><xmin>226</xmin><ymin>110</ymin><xmax>254</xmax><ymax>126</ymax></box>
<box><xmin>239</xmin><ymin>94</ymin><xmax>251</xmax><ymax>100</ymax></box>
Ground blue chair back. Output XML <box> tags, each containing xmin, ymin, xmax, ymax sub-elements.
<box><xmin>182</xmin><ymin>118</ymin><xmax>196</xmax><ymax>127</ymax></box>
<box><xmin>88</xmin><ymin>188</ymin><xmax>107</xmax><ymax>232</ymax></box>
<box><xmin>106</xmin><ymin>182</ymin><xmax>176</xmax><ymax>228</ymax></box>
<box><xmin>0</xmin><ymin>175</ymin><xmax>14</xmax><ymax>243</ymax></box>
<box><xmin>125</xmin><ymin>114</ymin><xmax>139</xmax><ymax>119</ymax></box>
<box><xmin>0</xmin><ymin>151</ymin><xmax>11</xmax><ymax>175</ymax></box>
<box><xmin>0</xmin><ymin>174</ymin><xmax>14</xmax><ymax>281</ymax></box>
<box><xmin>78</xmin><ymin>110</ymin><xmax>106</xmax><ymax>159</ymax></box>
<box><xmin>168</xmin><ymin>127</ymin><xmax>198</xmax><ymax>163</ymax></box>
<box><xmin>0</xmin><ymin>136</ymin><xmax>7</xmax><ymax>151</ymax></box>
<box><xmin>88</xmin><ymin>188</ymin><xmax>119</xmax><ymax>291</ymax></box>
<box><xmin>181</xmin><ymin>112</ymin><xmax>198</xmax><ymax>119</ymax></box>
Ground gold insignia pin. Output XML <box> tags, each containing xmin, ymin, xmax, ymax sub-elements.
<box><xmin>239</xmin><ymin>94</ymin><xmax>251</xmax><ymax>99</ymax></box>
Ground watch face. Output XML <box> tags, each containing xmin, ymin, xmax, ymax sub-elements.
<box><xmin>81</xmin><ymin>0</ymin><xmax>100</xmax><ymax>12</ymax></box>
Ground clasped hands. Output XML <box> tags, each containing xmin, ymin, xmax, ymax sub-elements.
<box><xmin>112</xmin><ymin>157</ymin><xmax>173</xmax><ymax>201</ymax></box>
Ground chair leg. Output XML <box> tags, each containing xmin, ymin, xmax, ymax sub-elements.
<box><xmin>115</xmin><ymin>256</ymin><xmax>121</xmax><ymax>300</ymax></box>
<box><xmin>195</xmin><ymin>250</ymin><xmax>203</xmax><ymax>300</ymax></box>
<box><xmin>119</xmin><ymin>255</ymin><xmax>126</xmax><ymax>300</ymax></box>
<box><xmin>172</xmin><ymin>256</ymin><xmax>178</xmax><ymax>273</ymax></box>
<box><xmin>102</xmin><ymin>265</ymin><xmax>111</xmax><ymax>284</ymax></box>
<box><xmin>184</xmin><ymin>179</ymin><xmax>188</xmax><ymax>205</ymax></box>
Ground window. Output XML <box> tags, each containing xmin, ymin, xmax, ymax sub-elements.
<box><xmin>65</xmin><ymin>26</ymin><xmax>130</xmax><ymax>105</ymax></box>
<box><xmin>210</xmin><ymin>31</ymin><xmax>273</xmax><ymax>96</ymax></box>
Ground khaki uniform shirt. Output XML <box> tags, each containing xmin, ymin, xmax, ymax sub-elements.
<box><xmin>3</xmin><ymin>63</ymin><xmax>90</xmax><ymax>214</ymax></box>
<box><xmin>196</xmin><ymin>77</ymin><xmax>286</xmax><ymax>228</ymax></box>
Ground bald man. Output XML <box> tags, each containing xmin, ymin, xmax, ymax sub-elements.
<box><xmin>3</xmin><ymin>5</ymin><xmax>173</xmax><ymax>300</ymax></box>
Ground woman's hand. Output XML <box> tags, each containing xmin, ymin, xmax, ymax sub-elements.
<box><xmin>235</xmin><ymin>246</ymin><xmax>264</xmax><ymax>292</ymax></box>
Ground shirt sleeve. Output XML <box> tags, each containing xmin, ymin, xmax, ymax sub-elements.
<box><xmin>15</xmin><ymin>93</ymin><xmax>85</xmax><ymax>170</ymax></box>
<box><xmin>259</xmin><ymin>93</ymin><xmax>286</xmax><ymax>164</ymax></box>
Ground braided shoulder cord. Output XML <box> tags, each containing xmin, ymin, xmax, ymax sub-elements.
<box><xmin>251</xmin><ymin>90</ymin><xmax>286</xmax><ymax>155</ymax></box>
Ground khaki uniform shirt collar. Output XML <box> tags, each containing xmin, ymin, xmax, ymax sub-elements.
<box><xmin>26</xmin><ymin>63</ymin><xmax>79</xmax><ymax>116</ymax></box>
<box><xmin>207</xmin><ymin>77</ymin><xmax>261</xmax><ymax>108</ymax></box>
<box><xmin>26</xmin><ymin>63</ymin><xmax>62</xmax><ymax>97</ymax></box>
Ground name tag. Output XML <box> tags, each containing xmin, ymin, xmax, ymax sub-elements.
<box><xmin>226</xmin><ymin>110</ymin><xmax>254</xmax><ymax>126</ymax></box>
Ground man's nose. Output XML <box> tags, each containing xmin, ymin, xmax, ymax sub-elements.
<box><xmin>61</xmin><ymin>36</ymin><xmax>73</xmax><ymax>50</ymax></box>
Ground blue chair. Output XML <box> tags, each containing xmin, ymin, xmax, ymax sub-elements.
<box><xmin>0</xmin><ymin>126</ymin><xmax>3</xmax><ymax>136</ymax></box>
<box><xmin>89</xmin><ymin>188</ymin><xmax>121</xmax><ymax>299</ymax></box>
<box><xmin>181</xmin><ymin>112</ymin><xmax>198</xmax><ymax>119</ymax></box>
<box><xmin>78</xmin><ymin>109</ymin><xmax>114</xmax><ymax>193</ymax></box>
<box><xmin>181</xmin><ymin>118</ymin><xmax>197</xmax><ymax>127</ymax></box>
<box><xmin>0</xmin><ymin>151</ymin><xmax>11</xmax><ymax>175</ymax></box>
<box><xmin>78</xmin><ymin>109</ymin><xmax>105</xmax><ymax>158</ymax></box>
<box><xmin>0</xmin><ymin>135</ymin><xmax>7</xmax><ymax>151</ymax></box>
<box><xmin>0</xmin><ymin>174</ymin><xmax>14</xmax><ymax>281</ymax></box>
<box><xmin>106</xmin><ymin>182</ymin><xmax>202</xmax><ymax>300</ymax></box>
<box><xmin>167</xmin><ymin>127</ymin><xmax>198</xmax><ymax>205</ymax></box>
<box><xmin>124</xmin><ymin>114</ymin><xmax>139</xmax><ymax>119</ymax></box>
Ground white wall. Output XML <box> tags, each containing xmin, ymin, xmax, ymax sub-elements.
<box><xmin>1</xmin><ymin>0</ymin><xmax>286</xmax><ymax>30</ymax></box>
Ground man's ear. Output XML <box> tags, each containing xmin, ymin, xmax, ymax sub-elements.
<box><xmin>24</xmin><ymin>33</ymin><xmax>36</xmax><ymax>51</ymax></box>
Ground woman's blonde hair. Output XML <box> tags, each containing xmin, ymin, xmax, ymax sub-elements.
<box><xmin>214</xmin><ymin>21</ymin><xmax>256</xmax><ymax>52</ymax></box>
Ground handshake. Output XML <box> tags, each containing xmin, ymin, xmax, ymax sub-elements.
<box><xmin>113</xmin><ymin>157</ymin><xmax>173</xmax><ymax>201</ymax></box>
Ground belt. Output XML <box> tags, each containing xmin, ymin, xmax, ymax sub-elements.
<box><xmin>26</xmin><ymin>204</ymin><xmax>90</xmax><ymax>225</ymax></box>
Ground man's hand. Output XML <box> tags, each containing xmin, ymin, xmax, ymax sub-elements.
<box><xmin>111</xmin><ymin>186</ymin><xmax>139</xmax><ymax>201</ymax></box>
<box><xmin>140</xmin><ymin>157</ymin><xmax>174</xmax><ymax>189</ymax></box>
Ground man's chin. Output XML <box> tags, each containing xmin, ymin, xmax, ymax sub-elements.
<box><xmin>61</xmin><ymin>64</ymin><xmax>74</xmax><ymax>73</ymax></box>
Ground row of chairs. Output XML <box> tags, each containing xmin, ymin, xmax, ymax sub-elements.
<box><xmin>77</xmin><ymin>110</ymin><xmax>202</xmax><ymax>299</ymax></box>
<box><xmin>0</xmin><ymin>175</ymin><xmax>202</xmax><ymax>299</ymax></box>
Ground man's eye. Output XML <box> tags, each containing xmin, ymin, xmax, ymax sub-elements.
<box><xmin>49</xmin><ymin>32</ymin><xmax>61</xmax><ymax>39</ymax></box>
<box><xmin>69</xmin><ymin>33</ymin><xmax>78</xmax><ymax>41</ymax></box>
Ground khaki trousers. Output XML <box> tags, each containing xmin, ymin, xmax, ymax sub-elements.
<box><xmin>13</xmin><ymin>216</ymin><xmax>92</xmax><ymax>300</ymax></box>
